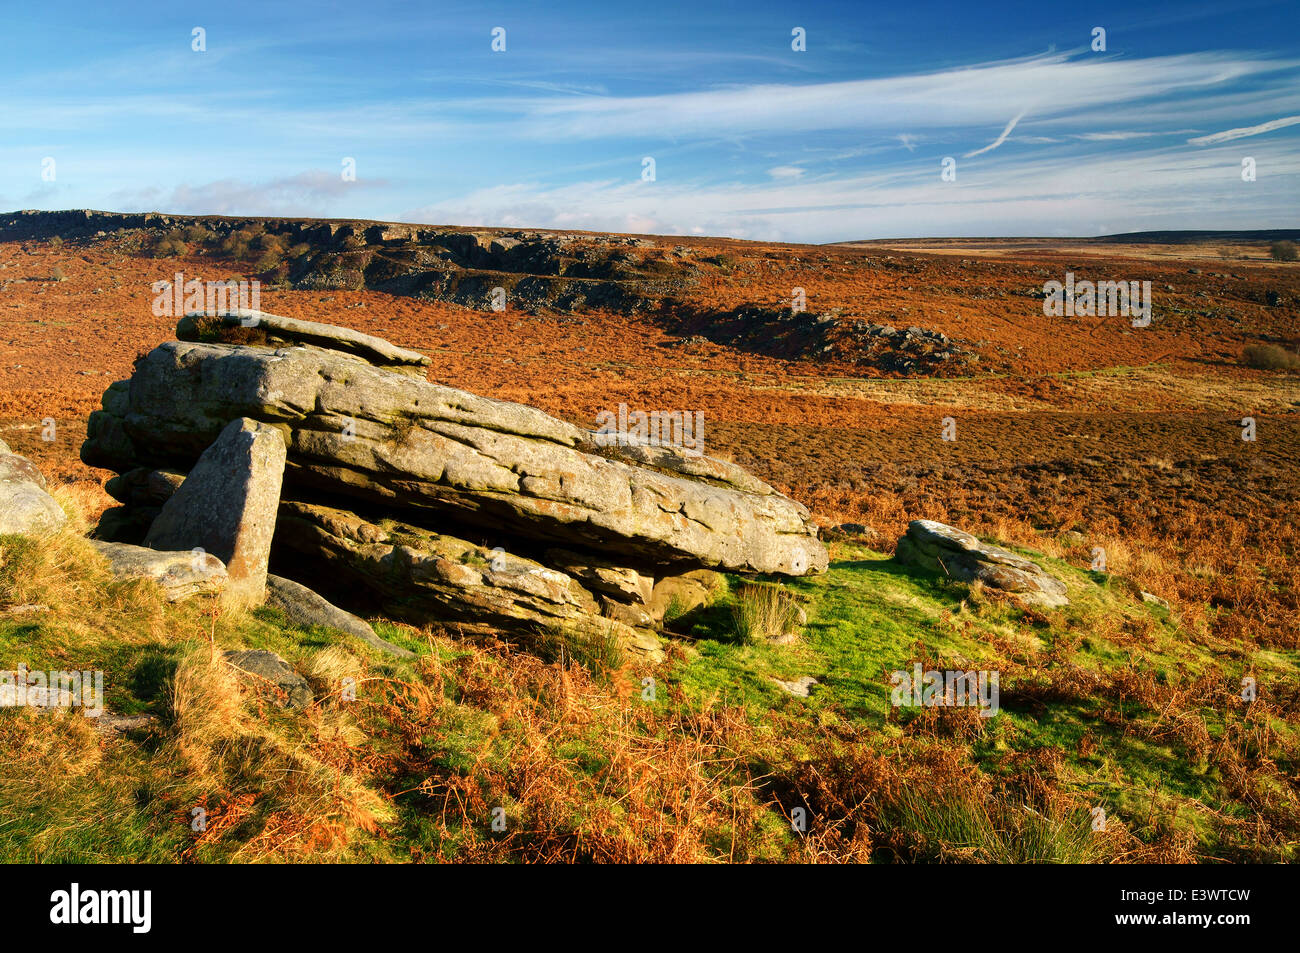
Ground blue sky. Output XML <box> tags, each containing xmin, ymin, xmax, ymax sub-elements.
<box><xmin>3</xmin><ymin>0</ymin><xmax>1297</xmax><ymax>241</ymax></box>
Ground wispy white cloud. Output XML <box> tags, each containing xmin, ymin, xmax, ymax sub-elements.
<box><xmin>110</xmin><ymin>171</ymin><xmax>390</xmax><ymax>218</ymax></box>
<box><xmin>507</xmin><ymin>52</ymin><xmax>1299</xmax><ymax>140</ymax></box>
<box><xmin>7</xmin><ymin>28</ymin><xmax>1300</xmax><ymax>242</ymax></box>
<box><xmin>403</xmin><ymin>141</ymin><xmax>1300</xmax><ymax>243</ymax></box>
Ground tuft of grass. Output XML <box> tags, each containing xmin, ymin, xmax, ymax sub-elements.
<box><xmin>660</xmin><ymin>592</ymin><xmax>696</xmax><ymax>627</ymax></box>
<box><xmin>880</xmin><ymin>789</ymin><xmax>1109</xmax><ymax>863</ymax></box>
<box><xmin>731</xmin><ymin>582</ymin><xmax>802</xmax><ymax>645</ymax></box>
<box><xmin>168</xmin><ymin>641</ymin><xmax>245</xmax><ymax>775</ymax></box>
<box><xmin>538</xmin><ymin>620</ymin><xmax>627</xmax><ymax>684</ymax></box>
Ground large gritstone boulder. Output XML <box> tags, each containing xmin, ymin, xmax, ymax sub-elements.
<box><xmin>83</xmin><ymin>338</ymin><xmax>825</xmax><ymax>576</ymax></box>
<box><xmin>82</xmin><ymin>312</ymin><xmax>828</xmax><ymax>662</ymax></box>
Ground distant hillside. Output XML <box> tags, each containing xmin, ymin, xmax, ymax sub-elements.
<box><xmin>836</xmin><ymin>229</ymin><xmax>1300</xmax><ymax>246</ymax></box>
<box><xmin>1093</xmin><ymin>229</ymin><xmax>1300</xmax><ymax>244</ymax></box>
<box><xmin>0</xmin><ymin>208</ymin><xmax>693</xmax><ymax>314</ymax></box>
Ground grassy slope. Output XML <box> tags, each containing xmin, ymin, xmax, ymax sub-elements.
<box><xmin>674</xmin><ymin>540</ymin><xmax>1299</xmax><ymax>859</ymax></box>
<box><xmin>1</xmin><ymin>495</ymin><xmax>1296</xmax><ymax>862</ymax></box>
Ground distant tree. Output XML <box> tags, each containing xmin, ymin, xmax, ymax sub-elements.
<box><xmin>1270</xmin><ymin>240</ymin><xmax>1298</xmax><ymax>262</ymax></box>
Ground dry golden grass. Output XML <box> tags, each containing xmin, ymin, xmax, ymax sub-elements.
<box><xmin>166</xmin><ymin>640</ymin><xmax>394</xmax><ymax>861</ymax></box>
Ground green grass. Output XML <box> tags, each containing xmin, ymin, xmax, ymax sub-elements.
<box><xmin>667</xmin><ymin>542</ymin><xmax>1300</xmax><ymax>861</ymax></box>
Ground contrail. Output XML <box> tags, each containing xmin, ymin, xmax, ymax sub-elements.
<box><xmin>1188</xmin><ymin>115</ymin><xmax>1300</xmax><ymax>145</ymax></box>
<box><xmin>964</xmin><ymin>110</ymin><xmax>1026</xmax><ymax>158</ymax></box>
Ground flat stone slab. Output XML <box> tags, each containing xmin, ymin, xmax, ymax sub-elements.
<box><xmin>896</xmin><ymin>519</ymin><xmax>1069</xmax><ymax>608</ymax></box>
<box><xmin>89</xmin><ymin>540</ymin><xmax>228</xmax><ymax>601</ymax></box>
<box><xmin>266</xmin><ymin>573</ymin><xmax>414</xmax><ymax>659</ymax></box>
<box><xmin>178</xmin><ymin>310</ymin><xmax>431</xmax><ymax>371</ymax></box>
<box><xmin>0</xmin><ymin>452</ymin><xmax>67</xmax><ymax>536</ymax></box>
<box><xmin>145</xmin><ymin>417</ymin><xmax>287</xmax><ymax>608</ymax></box>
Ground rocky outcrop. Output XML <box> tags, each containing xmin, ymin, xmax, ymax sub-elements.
<box><xmin>89</xmin><ymin>540</ymin><xmax>228</xmax><ymax>602</ymax></box>
<box><xmin>144</xmin><ymin>418</ymin><xmax>286</xmax><ymax>607</ymax></box>
<box><xmin>0</xmin><ymin>446</ymin><xmax>67</xmax><ymax>537</ymax></box>
<box><xmin>83</xmin><ymin>323</ymin><xmax>825</xmax><ymax>577</ymax></box>
<box><xmin>83</xmin><ymin>312</ymin><xmax>827</xmax><ymax>661</ymax></box>
<box><xmin>895</xmin><ymin>520</ymin><xmax>1069</xmax><ymax>607</ymax></box>
<box><xmin>673</xmin><ymin>306</ymin><xmax>977</xmax><ymax>374</ymax></box>
<box><xmin>0</xmin><ymin>211</ymin><xmax>689</xmax><ymax>315</ymax></box>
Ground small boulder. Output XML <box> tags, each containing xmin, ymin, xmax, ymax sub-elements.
<box><xmin>647</xmin><ymin>570</ymin><xmax>724</xmax><ymax>623</ymax></box>
<box><xmin>95</xmin><ymin>713</ymin><xmax>159</xmax><ymax>735</ymax></box>
<box><xmin>773</xmin><ymin>675</ymin><xmax>819</xmax><ymax>697</ymax></box>
<box><xmin>89</xmin><ymin>540</ymin><xmax>227</xmax><ymax>601</ymax></box>
<box><xmin>896</xmin><ymin>519</ymin><xmax>1069</xmax><ymax>608</ymax></box>
<box><xmin>265</xmin><ymin>574</ymin><xmax>414</xmax><ymax>659</ymax></box>
<box><xmin>144</xmin><ymin>417</ymin><xmax>287</xmax><ymax>607</ymax></box>
<box><xmin>223</xmin><ymin>649</ymin><xmax>313</xmax><ymax>709</ymax></box>
<box><xmin>0</xmin><ymin>451</ymin><xmax>67</xmax><ymax>536</ymax></box>
<box><xmin>1140</xmin><ymin>590</ymin><xmax>1169</xmax><ymax>609</ymax></box>
<box><xmin>105</xmin><ymin>467</ymin><xmax>185</xmax><ymax>508</ymax></box>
